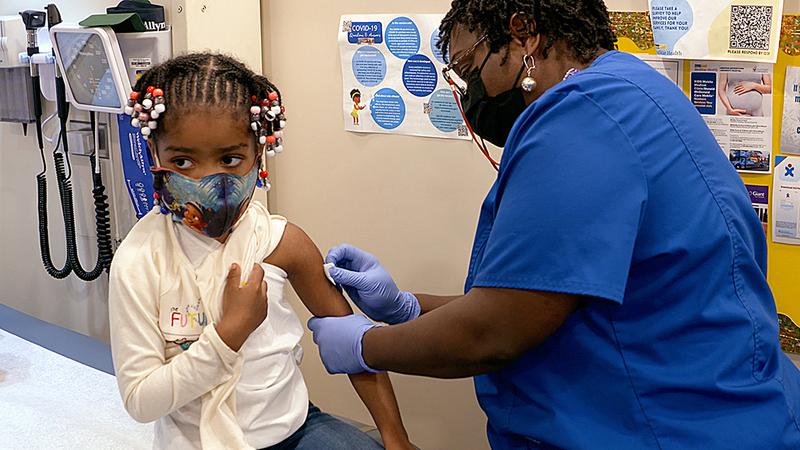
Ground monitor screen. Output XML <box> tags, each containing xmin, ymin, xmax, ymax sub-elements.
<box><xmin>54</xmin><ymin>31</ymin><xmax>122</xmax><ymax>109</ymax></box>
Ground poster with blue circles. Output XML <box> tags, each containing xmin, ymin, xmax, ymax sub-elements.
<box><xmin>339</xmin><ymin>14</ymin><xmax>469</xmax><ymax>140</ymax></box>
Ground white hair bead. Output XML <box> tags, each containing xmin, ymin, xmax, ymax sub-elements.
<box><xmin>251</xmin><ymin>106</ymin><xmax>262</xmax><ymax>115</ymax></box>
<box><xmin>150</xmin><ymin>110</ymin><xmax>159</xmax><ymax>119</ymax></box>
<box><xmin>267</xmin><ymin>150</ymin><xmax>276</xmax><ymax>158</ymax></box>
<box><xmin>274</xmin><ymin>145</ymin><xmax>284</xmax><ymax>154</ymax></box>
<box><xmin>131</xmin><ymin>118</ymin><xmax>140</xmax><ymax>127</ymax></box>
<box><xmin>154</xmin><ymin>104</ymin><xmax>166</xmax><ymax>113</ymax></box>
<box><xmin>251</xmin><ymin>122</ymin><xmax>259</xmax><ymax>131</ymax></box>
<box><xmin>142</xmin><ymin>99</ymin><xmax>153</xmax><ymax>110</ymax></box>
<box><xmin>148</xmin><ymin>121</ymin><xmax>158</xmax><ymax>129</ymax></box>
<box><xmin>265</xmin><ymin>111</ymin><xmax>276</xmax><ymax>121</ymax></box>
<box><xmin>141</xmin><ymin>126</ymin><xmax>151</xmax><ymax>136</ymax></box>
<box><xmin>279</xmin><ymin>120</ymin><xmax>287</xmax><ymax>129</ymax></box>
<box><xmin>271</xmin><ymin>106</ymin><xmax>282</xmax><ymax>115</ymax></box>
<box><xmin>259</xmin><ymin>136</ymin><xmax>267</xmax><ymax>145</ymax></box>
<box><xmin>124</xmin><ymin>106</ymin><xmax>134</xmax><ymax>115</ymax></box>
<box><xmin>274</xmin><ymin>131</ymin><xmax>283</xmax><ymax>139</ymax></box>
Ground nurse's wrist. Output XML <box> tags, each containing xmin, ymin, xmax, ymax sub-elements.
<box><xmin>358</xmin><ymin>325</ymin><xmax>384</xmax><ymax>373</ymax></box>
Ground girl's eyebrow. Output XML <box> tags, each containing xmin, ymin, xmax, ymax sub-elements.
<box><xmin>162</xmin><ymin>143</ymin><xmax>248</xmax><ymax>154</ymax></box>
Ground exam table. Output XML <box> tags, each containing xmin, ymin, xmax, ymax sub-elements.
<box><xmin>0</xmin><ymin>304</ymin><xmax>402</xmax><ymax>449</ymax></box>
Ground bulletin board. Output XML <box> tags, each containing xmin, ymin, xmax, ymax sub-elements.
<box><xmin>610</xmin><ymin>12</ymin><xmax>800</xmax><ymax>353</ymax></box>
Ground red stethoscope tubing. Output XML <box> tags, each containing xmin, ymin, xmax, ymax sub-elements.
<box><xmin>448</xmin><ymin>82</ymin><xmax>500</xmax><ymax>171</ymax></box>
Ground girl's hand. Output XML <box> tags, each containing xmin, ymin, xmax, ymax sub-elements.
<box><xmin>216</xmin><ymin>263</ymin><xmax>268</xmax><ymax>351</ymax></box>
<box><xmin>734</xmin><ymin>81</ymin><xmax>760</xmax><ymax>95</ymax></box>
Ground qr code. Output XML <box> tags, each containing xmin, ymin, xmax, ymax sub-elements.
<box><xmin>342</xmin><ymin>21</ymin><xmax>352</xmax><ymax>33</ymax></box>
<box><xmin>423</xmin><ymin>103</ymin><xmax>432</xmax><ymax>115</ymax></box>
<box><xmin>729</xmin><ymin>5</ymin><xmax>772</xmax><ymax>51</ymax></box>
<box><xmin>457</xmin><ymin>124</ymin><xmax>468</xmax><ymax>137</ymax></box>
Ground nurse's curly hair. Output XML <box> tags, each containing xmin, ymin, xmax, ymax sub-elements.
<box><xmin>438</xmin><ymin>0</ymin><xmax>615</xmax><ymax>64</ymax></box>
<box><xmin>132</xmin><ymin>52</ymin><xmax>281</xmax><ymax>139</ymax></box>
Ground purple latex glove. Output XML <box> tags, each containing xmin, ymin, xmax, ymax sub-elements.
<box><xmin>325</xmin><ymin>244</ymin><xmax>420</xmax><ymax>325</ymax></box>
<box><xmin>307</xmin><ymin>314</ymin><xmax>382</xmax><ymax>374</ymax></box>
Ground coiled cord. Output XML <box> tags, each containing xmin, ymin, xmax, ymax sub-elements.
<box><xmin>52</xmin><ymin>152</ymin><xmax>114</xmax><ymax>282</ymax></box>
<box><xmin>37</xmin><ymin>168</ymin><xmax>71</xmax><ymax>279</ymax></box>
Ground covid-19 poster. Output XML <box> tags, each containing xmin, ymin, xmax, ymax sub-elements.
<box><xmin>338</xmin><ymin>14</ymin><xmax>469</xmax><ymax>140</ymax></box>
<box><xmin>648</xmin><ymin>1</ymin><xmax>784</xmax><ymax>63</ymax></box>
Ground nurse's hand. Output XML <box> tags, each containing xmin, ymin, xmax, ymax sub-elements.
<box><xmin>326</xmin><ymin>245</ymin><xmax>420</xmax><ymax>325</ymax></box>
<box><xmin>307</xmin><ymin>314</ymin><xmax>382</xmax><ymax>374</ymax></box>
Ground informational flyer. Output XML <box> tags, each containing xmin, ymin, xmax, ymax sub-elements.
<box><xmin>338</xmin><ymin>15</ymin><xmax>469</xmax><ymax>140</ymax></box>
<box><xmin>690</xmin><ymin>61</ymin><xmax>773</xmax><ymax>174</ymax></box>
<box><xmin>648</xmin><ymin>1</ymin><xmax>784</xmax><ymax>63</ymax></box>
<box><xmin>746</xmin><ymin>184</ymin><xmax>770</xmax><ymax>235</ymax></box>
<box><xmin>781</xmin><ymin>66</ymin><xmax>800</xmax><ymax>155</ymax></box>
<box><xmin>773</xmin><ymin>156</ymin><xmax>800</xmax><ymax>245</ymax></box>
<box><xmin>636</xmin><ymin>54</ymin><xmax>684</xmax><ymax>87</ymax></box>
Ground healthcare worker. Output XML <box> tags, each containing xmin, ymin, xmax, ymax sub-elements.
<box><xmin>309</xmin><ymin>1</ymin><xmax>800</xmax><ymax>449</ymax></box>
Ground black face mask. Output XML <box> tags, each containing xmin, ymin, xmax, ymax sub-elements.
<box><xmin>461</xmin><ymin>54</ymin><xmax>529</xmax><ymax>148</ymax></box>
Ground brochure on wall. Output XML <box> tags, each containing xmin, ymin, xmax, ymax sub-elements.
<box><xmin>773</xmin><ymin>157</ymin><xmax>800</xmax><ymax>245</ymax></box>
<box><xmin>648</xmin><ymin>0</ymin><xmax>784</xmax><ymax>63</ymax></box>
<box><xmin>690</xmin><ymin>61</ymin><xmax>773</xmax><ymax>174</ymax></box>
<box><xmin>338</xmin><ymin>15</ymin><xmax>469</xmax><ymax>140</ymax></box>
<box><xmin>636</xmin><ymin>54</ymin><xmax>683</xmax><ymax>87</ymax></box>
<box><xmin>747</xmin><ymin>184</ymin><xmax>770</xmax><ymax>235</ymax></box>
<box><xmin>781</xmin><ymin>67</ymin><xmax>800</xmax><ymax>155</ymax></box>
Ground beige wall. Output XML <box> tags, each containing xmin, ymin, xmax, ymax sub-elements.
<box><xmin>261</xmin><ymin>2</ymin><xmax>494</xmax><ymax>448</ymax></box>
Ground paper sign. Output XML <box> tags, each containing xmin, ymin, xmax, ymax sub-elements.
<box><xmin>781</xmin><ymin>66</ymin><xmax>800</xmax><ymax>155</ymax></box>
<box><xmin>773</xmin><ymin>156</ymin><xmax>800</xmax><ymax>245</ymax></box>
<box><xmin>747</xmin><ymin>184</ymin><xmax>770</xmax><ymax>235</ymax></box>
<box><xmin>339</xmin><ymin>14</ymin><xmax>469</xmax><ymax>140</ymax></box>
<box><xmin>649</xmin><ymin>1</ymin><xmax>784</xmax><ymax>63</ymax></box>
<box><xmin>690</xmin><ymin>61</ymin><xmax>773</xmax><ymax>174</ymax></box>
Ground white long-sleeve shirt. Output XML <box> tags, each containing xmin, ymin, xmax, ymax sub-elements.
<box><xmin>109</xmin><ymin>202</ymin><xmax>308</xmax><ymax>450</ymax></box>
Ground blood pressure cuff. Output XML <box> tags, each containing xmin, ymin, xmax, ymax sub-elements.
<box><xmin>107</xmin><ymin>0</ymin><xmax>166</xmax><ymax>31</ymax></box>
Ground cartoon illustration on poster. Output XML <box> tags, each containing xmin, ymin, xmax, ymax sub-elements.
<box><xmin>773</xmin><ymin>157</ymin><xmax>800</xmax><ymax>245</ymax></box>
<box><xmin>690</xmin><ymin>61</ymin><xmax>773</xmax><ymax>174</ymax></box>
<box><xmin>648</xmin><ymin>1</ymin><xmax>784</xmax><ymax>63</ymax></box>
<box><xmin>339</xmin><ymin>15</ymin><xmax>469</xmax><ymax>140</ymax></box>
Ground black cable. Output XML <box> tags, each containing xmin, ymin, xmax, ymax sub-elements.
<box><xmin>37</xmin><ymin>129</ymin><xmax>71</xmax><ymax>279</ymax></box>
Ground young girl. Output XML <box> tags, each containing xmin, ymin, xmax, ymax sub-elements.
<box><xmin>108</xmin><ymin>53</ymin><xmax>413</xmax><ymax>450</ymax></box>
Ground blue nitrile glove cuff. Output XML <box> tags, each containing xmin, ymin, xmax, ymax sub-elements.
<box><xmin>387</xmin><ymin>291</ymin><xmax>421</xmax><ymax>325</ymax></box>
<box><xmin>308</xmin><ymin>314</ymin><xmax>383</xmax><ymax>374</ymax></box>
<box><xmin>355</xmin><ymin>324</ymin><xmax>382</xmax><ymax>374</ymax></box>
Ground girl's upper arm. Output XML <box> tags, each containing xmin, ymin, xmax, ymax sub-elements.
<box><xmin>265</xmin><ymin>223</ymin><xmax>354</xmax><ymax>317</ymax></box>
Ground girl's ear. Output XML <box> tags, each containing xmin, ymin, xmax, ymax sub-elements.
<box><xmin>147</xmin><ymin>138</ymin><xmax>160</xmax><ymax>167</ymax></box>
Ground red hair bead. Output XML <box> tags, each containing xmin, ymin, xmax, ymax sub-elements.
<box><xmin>266</xmin><ymin>135</ymin><xmax>277</xmax><ymax>145</ymax></box>
<box><xmin>146</xmin><ymin>86</ymin><xmax>156</xmax><ymax>94</ymax></box>
<box><xmin>259</xmin><ymin>170</ymin><xmax>269</xmax><ymax>179</ymax></box>
<box><xmin>130</xmin><ymin>91</ymin><xmax>140</xmax><ymax>100</ymax></box>
<box><xmin>268</xmin><ymin>92</ymin><xmax>279</xmax><ymax>101</ymax></box>
<box><xmin>153</xmin><ymin>88</ymin><xmax>164</xmax><ymax>97</ymax></box>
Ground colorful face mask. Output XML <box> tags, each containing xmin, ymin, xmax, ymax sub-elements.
<box><xmin>152</xmin><ymin>165</ymin><xmax>259</xmax><ymax>239</ymax></box>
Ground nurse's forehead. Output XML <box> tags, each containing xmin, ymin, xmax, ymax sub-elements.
<box><xmin>449</xmin><ymin>25</ymin><xmax>482</xmax><ymax>60</ymax></box>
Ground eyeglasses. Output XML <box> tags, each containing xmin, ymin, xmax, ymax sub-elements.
<box><xmin>442</xmin><ymin>34</ymin><xmax>488</xmax><ymax>96</ymax></box>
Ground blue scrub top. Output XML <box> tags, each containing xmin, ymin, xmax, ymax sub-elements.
<box><xmin>466</xmin><ymin>51</ymin><xmax>800</xmax><ymax>449</ymax></box>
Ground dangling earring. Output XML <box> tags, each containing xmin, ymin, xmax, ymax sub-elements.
<box><xmin>521</xmin><ymin>54</ymin><xmax>537</xmax><ymax>93</ymax></box>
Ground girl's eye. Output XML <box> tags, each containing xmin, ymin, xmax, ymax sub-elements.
<box><xmin>221</xmin><ymin>156</ymin><xmax>244</xmax><ymax>167</ymax></box>
<box><xmin>173</xmin><ymin>158</ymin><xmax>194</xmax><ymax>170</ymax></box>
